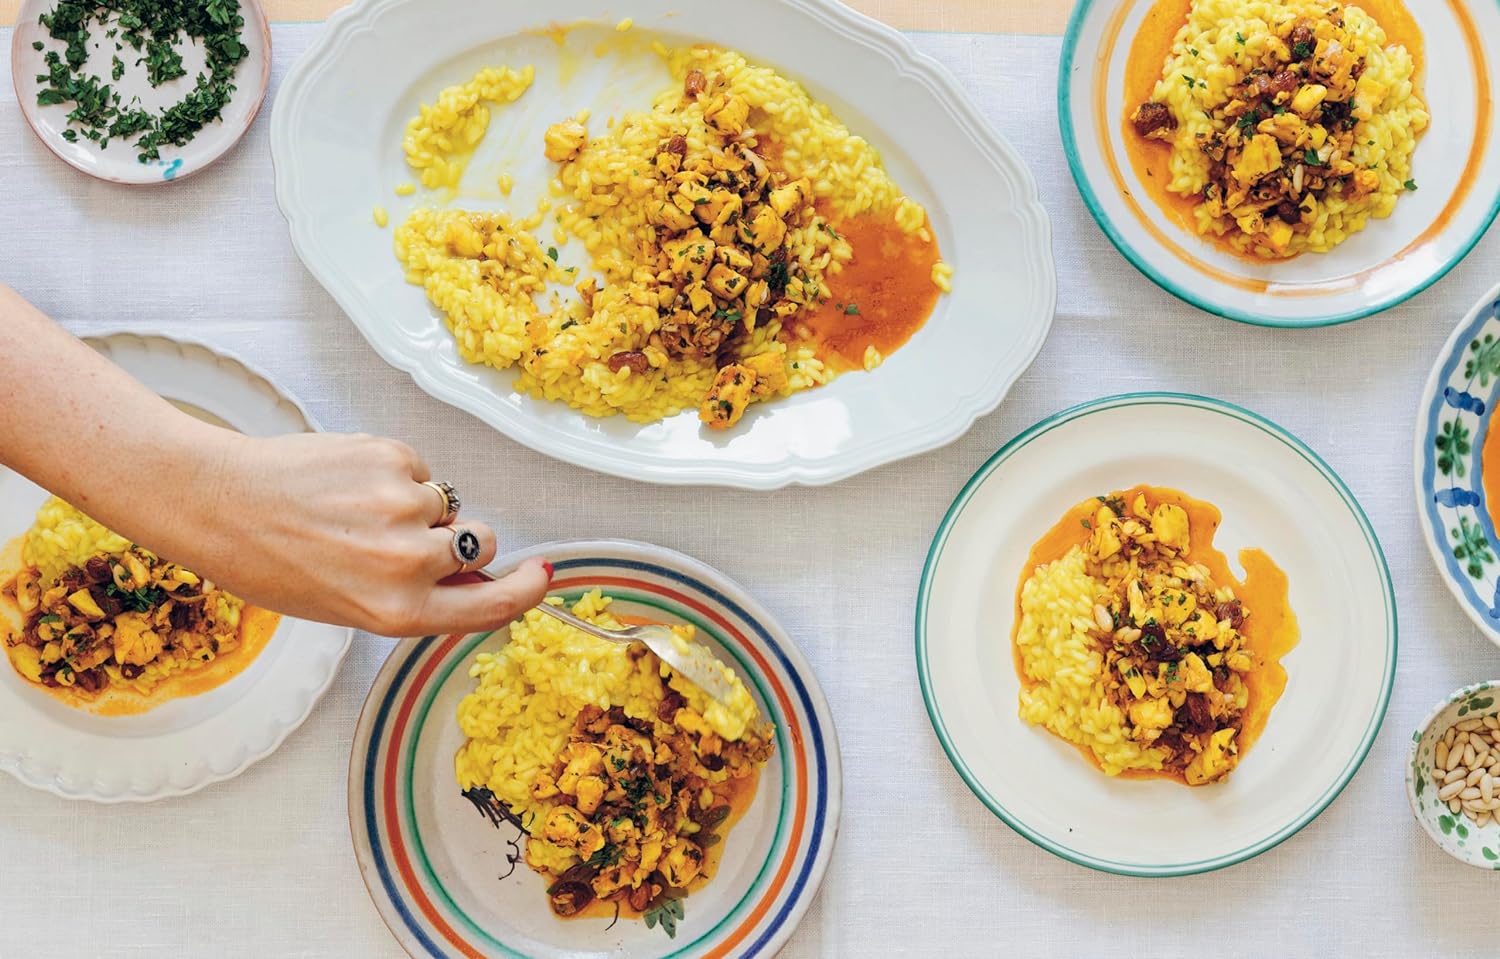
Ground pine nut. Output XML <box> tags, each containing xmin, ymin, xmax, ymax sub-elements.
<box><xmin>1465</xmin><ymin>744</ymin><xmax>1478</xmax><ymax>767</ymax></box>
<box><xmin>1447</xmin><ymin>745</ymin><xmax>1466</xmax><ymax>771</ymax></box>
<box><xmin>1483</xmin><ymin>775</ymin><xmax>1494</xmax><ymax>803</ymax></box>
<box><xmin>1437</xmin><ymin>741</ymin><xmax>1450</xmax><ymax>767</ymax></box>
<box><xmin>1484</xmin><ymin>715</ymin><xmax>1499</xmax><ymax>730</ymax></box>
<box><xmin>1467</xmin><ymin>767</ymin><xmax>1486</xmax><ymax>786</ymax></box>
<box><xmin>1486</xmin><ymin>798</ymin><xmax>1500</xmax><ymax>811</ymax></box>
<box><xmin>1464</xmin><ymin>799</ymin><xmax>1487</xmax><ymax>812</ymax></box>
<box><xmin>1459</xmin><ymin>719</ymin><xmax>1484</xmax><ymax>732</ymax></box>
<box><xmin>1440</xmin><ymin>780</ymin><xmax>1467</xmax><ymax>800</ymax></box>
<box><xmin>1445</xmin><ymin>767</ymin><xmax>1469</xmax><ymax>785</ymax></box>
<box><xmin>1451</xmin><ymin>798</ymin><xmax>1464</xmax><ymax>813</ymax></box>
<box><xmin>1093</xmin><ymin>604</ymin><xmax>1112</xmax><ymax>632</ymax></box>
<box><xmin>1446</xmin><ymin>727</ymin><xmax>1458</xmax><ymax>748</ymax></box>
<box><xmin>1479</xmin><ymin>811</ymin><xmax>1494</xmax><ymax>828</ymax></box>
<box><xmin>1461</xmin><ymin>787</ymin><xmax>1482</xmax><ymax>801</ymax></box>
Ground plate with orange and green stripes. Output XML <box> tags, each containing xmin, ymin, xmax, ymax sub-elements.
<box><xmin>348</xmin><ymin>539</ymin><xmax>841</xmax><ymax>958</ymax></box>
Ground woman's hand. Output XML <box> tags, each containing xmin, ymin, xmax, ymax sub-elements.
<box><xmin>182</xmin><ymin>431</ymin><xmax>552</xmax><ymax>636</ymax></box>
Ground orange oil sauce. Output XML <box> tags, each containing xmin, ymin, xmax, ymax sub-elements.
<box><xmin>1120</xmin><ymin>0</ymin><xmax>1426</xmax><ymax>262</ymax></box>
<box><xmin>753</xmin><ymin>135</ymin><xmax>942</xmax><ymax>372</ymax></box>
<box><xmin>797</xmin><ymin>212</ymin><xmax>942</xmax><ymax>372</ymax></box>
<box><xmin>1011</xmin><ymin>484</ymin><xmax>1300</xmax><ymax>784</ymax></box>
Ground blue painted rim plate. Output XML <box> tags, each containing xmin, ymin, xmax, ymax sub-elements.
<box><xmin>916</xmin><ymin>392</ymin><xmax>1397</xmax><ymax>875</ymax></box>
<box><xmin>1058</xmin><ymin>0</ymin><xmax>1500</xmax><ymax>328</ymax></box>
<box><xmin>347</xmin><ymin>539</ymin><xmax>842</xmax><ymax>958</ymax></box>
<box><xmin>1413</xmin><ymin>280</ymin><xmax>1500</xmax><ymax>648</ymax></box>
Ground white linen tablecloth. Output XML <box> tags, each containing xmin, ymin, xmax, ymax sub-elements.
<box><xmin>2</xmin><ymin>23</ymin><xmax>1499</xmax><ymax>959</ymax></box>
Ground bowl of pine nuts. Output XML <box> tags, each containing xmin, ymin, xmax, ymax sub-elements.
<box><xmin>1407</xmin><ymin>682</ymin><xmax>1500</xmax><ymax>869</ymax></box>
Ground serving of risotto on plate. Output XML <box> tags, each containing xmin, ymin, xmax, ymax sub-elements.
<box><xmin>393</xmin><ymin>37</ymin><xmax>952</xmax><ymax>430</ymax></box>
<box><xmin>1012</xmin><ymin>486</ymin><xmax>1299</xmax><ymax>784</ymax></box>
<box><xmin>0</xmin><ymin>497</ymin><xmax>279</xmax><ymax>714</ymax></box>
<box><xmin>454</xmin><ymin>590</ymin><xmax>774</xmax><ymax>924</ymax></box>
<box><xmin>1126</xmin><ymin>0</ymin><xmax>1427</xmax><ymax>258</ymax></box>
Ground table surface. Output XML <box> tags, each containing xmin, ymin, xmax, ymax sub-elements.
<box><xmin>3</xmin><ymin>11</ymin><xmax>1500</xmax><ymax>959</ymax></box>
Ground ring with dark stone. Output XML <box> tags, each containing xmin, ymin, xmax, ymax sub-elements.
<box><xmin>450</xmin><ymin>527</ymin><xmax>483</xmax><ymax>571</ymax></box>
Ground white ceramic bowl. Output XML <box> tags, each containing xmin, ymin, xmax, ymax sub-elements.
<box><xmin>1060</xmin><ymin>0</ymin><xmax>1500</xmax><ymax>326</ymax></box>
<box><xmin>11</xmin><ymin>0</ymin><xmax>270</xmax><ymax>184</ymax></box>
<box><xmin>271</xmin><ymin>0</ymin><xmax>1055</xmax><ymax>488</ymax></box>
<box><xmin>0</xmin><ymin>333</ymin><xmax>352</xmax><ymax>802</ymax></box>
<box><xmin>1405</xmin><ymin>682</ymin><xmax>1500</xmax><ymax>870</ymax></box>
<box><xmin>918</xmin><ymin>393</ymin><xmax>1395</xmax><ymax>875</ymax></box>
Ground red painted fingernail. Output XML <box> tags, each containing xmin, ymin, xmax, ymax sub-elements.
<box><xmin>542</xmin><ymin>560</ymin><xmax>555</xmax><ymax>581</ymax></box>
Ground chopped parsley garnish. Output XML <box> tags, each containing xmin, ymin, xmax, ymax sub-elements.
<box><xmin>1234</xmin><ymin>31</ymin><xmax>1246</xmax><ymax>44</ymax></box>
<box><xmin>1404</xmin><ymin>178</ymin><xmax>1418</xmax><ymax>191</ymax></box>
<box><xmin>105</xmin><ymin>583</ymin><xmax>166</xmax><ymax>613</ymax></box>
<box><xmin>1080</xmin><ymin>519</ymin><xmax>1092</xmax><ymax>530</ymax></box>
<box><xmin>843</xmin><ymin>303</ymin><xmax>860</xmax><ymax>315</ymax></box>
<box><xmin>585</xmin><ymin>844</ymin><xmax>622</xmax><ymax>870</ymax></box>
<box><xmin>1292</xmin><ymin>40</ymin><xmax>1314</xmax><ymax>59</ymax></box>
<box><xmin>1303</xmin><ymin>148</ymin><xmax>1324</xmax><ymax>166</ymax></box>
<box><xmin>1188</xmin><ymin>47</ymin><xmax>1199</xmax><ymax>56</ymax></box>
<box><xmin>33</xmin><ymin>0</ymin><xmax>249</xmax><ymax>162</ymax></box>
<box><xmin>559</xmin><ymin>319</ymin><xmax>576</xmax><ymax>330</ymax></box>
<box><xmin>545</xmin><ymin>246</ymin><xmax>559</xmax><ymax>261</ymax></box>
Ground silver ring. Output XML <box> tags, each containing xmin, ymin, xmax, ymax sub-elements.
<box><xmin>423</xmin><ymin>481</ymin><xmax>461</xmax><ymax>527</ymax></box>
<box><xmin>450</xmin><ymin>526</ymin><xmax>483</xmax><ymax>573</ymax></box>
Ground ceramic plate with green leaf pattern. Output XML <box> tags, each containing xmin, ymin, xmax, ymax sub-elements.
<box><xmin>1406</xmin><ymin>682</ymin><xmax>1500</xmax><ymax>869</ymax></box>
<box><xmin>1415</xmin><ymin>281</ymin><xmax>1500</xmax><ymax>647</ymax></box>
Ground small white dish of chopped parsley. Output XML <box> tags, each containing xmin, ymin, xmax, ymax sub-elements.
<box><xmin>10</xmin><ymin>0</ymin><xmax>270</xmax><ymax>185</ymax></box>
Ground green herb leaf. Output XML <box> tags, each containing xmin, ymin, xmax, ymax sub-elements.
<box><xmin>546</xmin><ymin>246</ymin><xmax>559</xmax><ymax>261</ymax></box>
<box><xmin>1404</xmin><ymin>179</ymin><xmax>1418</xmax><ymax>191</ymax></box>
<box><xmin>844</xmin><ymin>303</ymin><xmax>860</xmax><ymax>315</ymax></box>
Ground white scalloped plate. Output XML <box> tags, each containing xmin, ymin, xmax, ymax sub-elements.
<box><xmin>10</xmin><ymin>0</ymin><xmax>271</xmax><ymax>185</ymax></box>
<box><xmin>0</xmin><ymin>333</ymin><xmax>353</xmax><ymax>802</ymax></box>
<box><xmin>270</xmin><ymin>0</ymin><xmax>1055</xmax><ymax>488</ymax></box>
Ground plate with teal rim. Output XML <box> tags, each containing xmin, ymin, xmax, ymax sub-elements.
<box><xmin>1059</xmin><ymin>0</ymin><xmax>1500</xmax><ymax>327</ymax></box>
<box><xmin>1414</xmin><ymin>281</ymin><xmax>1500</xmax><ymax>646</ymax></box>
<box><xmin>917</xmin><ymin>393</ymin><xmax>1396</xmax><ymax>876</ymax></box>
<box><xmin>348</xmin><ymin>539</ymin><xmax>841</xmax><ymax>958</ymax></box>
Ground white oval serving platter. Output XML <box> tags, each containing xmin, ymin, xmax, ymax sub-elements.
<box><xmin>271</xmin><ymin>0</ymin><xmax>1055</xmax><ymax>488</ymax></box>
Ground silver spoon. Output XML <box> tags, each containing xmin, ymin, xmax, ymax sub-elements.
<box><xmin>532</xmin><ymin>601</ymin><xmax>742</xmax><ymax>710</ymax></box>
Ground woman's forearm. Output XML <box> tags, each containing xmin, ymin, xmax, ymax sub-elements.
<box><xmin>0</xmin><ymin>284</ymin><xmax>238</xmax><ymax>564</ymax></box>
<box><xmin>0</xmin><ymin>284</ymin><xmax>550</xmax><ymax>635</ymax></box>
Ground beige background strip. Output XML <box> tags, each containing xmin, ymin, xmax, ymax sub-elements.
<box><xmin>0</xmin><ymin>0</ymin><xmax>1075</xmax><ymax>34</ymax></box>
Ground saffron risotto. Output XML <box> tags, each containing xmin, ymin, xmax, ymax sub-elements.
<box><xmin>6</xmin><ymin>498</ymin><xmax>253</xmax><ymax>701</ymax></box>
<box><xmin>394</xmin><ymin>42</ymin><xmax>950</xmax><ymax>428</ymax></box>
<box><xmin>1140</xmin><ymin>0</ymin><xmax>1426</xmax><ymax>256</ymax></box>
<box><xmin>454</xmin><ymin>591</ymin><xmax>766</xmax><ymax>875</ymax></box>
